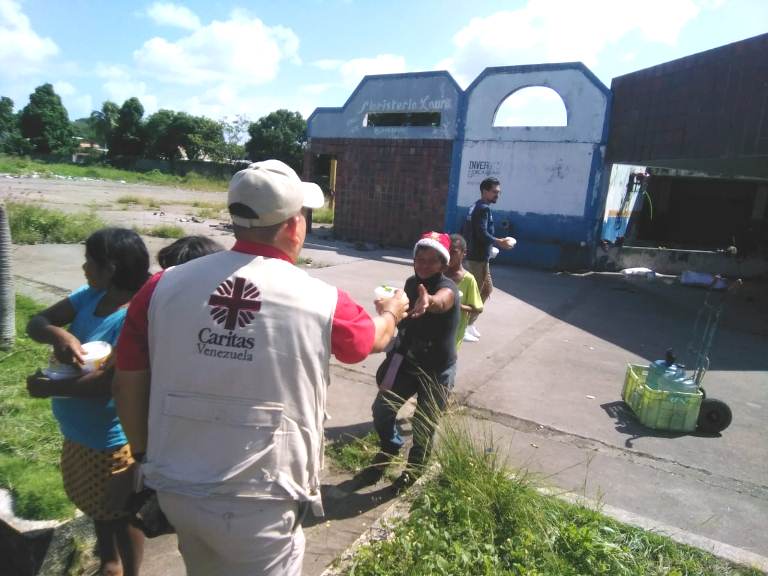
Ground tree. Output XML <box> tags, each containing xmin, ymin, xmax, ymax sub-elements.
<box><xmin>144</xmin><ymin>111</ymin><xmax>225</xmax><ymax>162</ymax></box>
<box><xmin>71</xmin><ymin>117</ymin><xmax>97</xmax><ymax>141</ymax></box>
<box><xmin>109</xmin><ymin>97</ymin><xmax>145</xmax><ymax>158</ymax></box>
<box><xmin>0</xmin><ymin>97</ymin><xmax>16</xmax><ymax>147</ymax></box>
<box><xmin>90</xmin><ymin>101</ymin><xmax>119</xmax><ymax>148</ymax></box>
<box><xmin>0</xmin><ymin>201</ymin><xmax>14</xmax><ymax>350</ymax></box>
<box><xmin>245</xmin><ymin>110</ymin><xmax>306</xmax><ymax>172</ymax></box>
<box><xmin>0</xmin><ymin>97</ymin><xmax>32</xmax><ymax>156</ymax></box>
<box><xmin>186</xmin><ymin>116</ymin><xmax>224</xmax><ymax>161</ymax></box>
<box><xmin>19</xmin><ymin>83</ymin><xmax>73</xmax><ymax>154</ymax></box>
<box><xmin>218</xmin><ymin>115</ymin><xmax>249</xmax><ymax>161</ymax></box>
<box><xmin>144</xmin><ymin>109</ymin><xmax>181</xmax><ymax>160</ymax></box>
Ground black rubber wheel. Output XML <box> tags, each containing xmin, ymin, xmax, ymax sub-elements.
<box><xmin>697</xmin><ymin>398</ymin><xmax>732</xmax><ymax>433</ymax></box>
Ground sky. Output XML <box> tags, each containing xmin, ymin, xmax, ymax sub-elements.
<box><xmin>1</xmin><ymin>0</ymin><xmax>766</xmax><ymax>127</ymax></box>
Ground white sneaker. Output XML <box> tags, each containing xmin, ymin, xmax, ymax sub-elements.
<box><xmin>463</xmin><ymin>332</ymin><xmax>479</xmax><ymax>343</ymax></box>
<box><xmin>467</xmin><ymin>325</ymin><xmax>481</xmax><ymax>339</ymax></box>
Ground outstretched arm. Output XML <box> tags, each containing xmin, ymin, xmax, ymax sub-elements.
<box><xmin>409</xmin><ymin>285</ymin><xmax>455</xmax><ymax>319</ymax></box>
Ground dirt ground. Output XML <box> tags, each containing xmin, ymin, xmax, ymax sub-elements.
<box><xmin>2</xmin><ymin>174</ymin><xmax>235</xmax><ymax>249</ymax></box>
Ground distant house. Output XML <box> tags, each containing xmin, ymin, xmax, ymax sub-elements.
<box><xmin>71</xmin><ymin>137</ymin><xmax>107</xmax><ymax>163</ymax></box>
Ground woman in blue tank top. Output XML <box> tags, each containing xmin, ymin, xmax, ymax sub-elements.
<box><xmin>26</xmin><ymin>228</ymin><xmax>149</xmax><ymax>576</ymax></box>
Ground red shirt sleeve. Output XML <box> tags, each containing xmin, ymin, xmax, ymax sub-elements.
<box><xmin>116</xmin><ymin>271</ymin><xmax>164</xmax><ymax>371</ymax></box>
<box><xmin>331</xmin><ymin>289</ymin><xmax>375</xmax><ymax>364</ymax></box>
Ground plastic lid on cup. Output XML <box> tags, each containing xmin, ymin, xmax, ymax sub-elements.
<box><xmin>81</xmin><ymin>341</ymin><xmax>112</xmax><ymax>362</ymax></box>
<box><xmin>374</xmin><ymin>285</ymin><xmax>398</xmax><ymax>299</ymax></box>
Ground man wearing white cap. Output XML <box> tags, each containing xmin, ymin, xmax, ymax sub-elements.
<box><xmin>114</xmin><ymin>160</ymin><xmax>409</xmax><ymax>576</ymax></box>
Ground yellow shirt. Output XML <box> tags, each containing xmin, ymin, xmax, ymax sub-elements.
<box><xmin>455</xmin><ymin>271</ymin><xmax>483</xmax><ymax>348</ymax></box>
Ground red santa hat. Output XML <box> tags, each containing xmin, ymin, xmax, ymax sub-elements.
<box><xmin>413</xmin><ymin>231</ymin><xmax>451</xmax><ymax>264</ymax></box>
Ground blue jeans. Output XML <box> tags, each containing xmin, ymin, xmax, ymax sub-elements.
<box><xmin>371</xmin><ymin>361</ymin><xmax>455</xmax><ymax>468</ymax></box>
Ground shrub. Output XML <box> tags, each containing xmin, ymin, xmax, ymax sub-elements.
<box><xmin>7</xmin><ymin>203</ymin><xmax>106</xmax><ymax>244</ymax></box>
<box><xmin>139</xmin><ymin>224</ymin><xmax>185</xmax><ymax>239</ymax></box>
<box><xmin>312</xmin><ymin>205</ymin><xmax>334</xmax><ymax>225</ymax></box>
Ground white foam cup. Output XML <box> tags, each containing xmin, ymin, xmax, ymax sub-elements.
<box><xmin>374</xmin><ymin>285</ymin><xmax>398</xmax><ymax>299</ymax></box>
<box><xmin>80</xmin><ymin>341</ymin><xmax>112</xmax><ymax>373</ymax></box>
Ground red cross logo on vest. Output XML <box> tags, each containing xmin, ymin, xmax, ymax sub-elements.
<box><xmin>208</xmin><ymin>277</ymin><xmax>262</xmax><ymax>330</ymax></box>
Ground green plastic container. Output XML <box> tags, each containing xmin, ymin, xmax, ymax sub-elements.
<box><xmin>622</xmin><ymin>364</ymin><xmax>703</xmax><ymax>432</ymax></box>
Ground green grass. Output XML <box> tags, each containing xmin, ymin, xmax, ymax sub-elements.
<box><xmin>312</xmin><ymin>205</ymin><xmax>334</xmax><ymax>224</ymax></box>
<box><xmin>0</xmin><ymin>154</ymin><xmax>228</xmax><ymax>192</ymax></box>
<box><xmin>325</xmin><ymin>430</ymin><xmax>381</xmax><ymax>474</ymax></box>
<box><xmin>190</xmin><ymin>200</ymin><xmax>227</xmax><ymax>210</ymax></box>
<box><xmin>0</xmin><ymin>295</ymin><xmax>74</xmax><ymax>520</ymax></box>
<box><xmin>138</xmin><ymin>224</ymin><xmax>186</xmax><ymax>239</ymax></box>
<box><xmin>7</xmin><ymin>202</ymin><xmax>106</xmax><ymax>244</ymax></box>
<box><xmin>344</xmin><ymin>418</ymin><xmax>762</xmax><ymax>576</ymax></box>
<box><xmin>194</xmin><ymin>207</ymin><xmax>224</xmax><ymax>219</ymax></box>
<box><xmin>116</xmin><ymin>195</ymin><xmax>161</xmax><ymax>209</ymax></box>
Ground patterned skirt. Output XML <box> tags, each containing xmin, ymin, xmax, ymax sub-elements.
<box><xmin>60</xmin><ymin>439</ymin><xmax>134</xmax><ymax>521</ymax></box>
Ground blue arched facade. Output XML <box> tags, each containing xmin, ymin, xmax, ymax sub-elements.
<box><xmin>307</xmin><ymin>63</ymin><xmax>611</xmax><ymax>269</ymax></box>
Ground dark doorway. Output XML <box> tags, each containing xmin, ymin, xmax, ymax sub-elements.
<box><xmin>308</xmin><ymin>153</ymin><xmax>337</xmax><ymax>232</ymax></box>
<box><xmin>633</xmin><ymin>176</ymin><xmax>766</xmax><ymax>255</ymax></box>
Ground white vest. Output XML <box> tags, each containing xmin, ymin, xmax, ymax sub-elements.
<box><xmin>141</xmin><ymin>251</ymin><xmax>337</xmax><ymax>515</ymax></box>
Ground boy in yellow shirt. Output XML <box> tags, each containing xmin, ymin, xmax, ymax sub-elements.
<box><xmin>446</xmin><ymin>234</ymin><xmax>483</xmax><ymax>347</ymax></box>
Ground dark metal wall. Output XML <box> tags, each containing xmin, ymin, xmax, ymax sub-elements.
<box><xmin>607</xmin><ymin>33</ymin><xmax>768</xmax><ymax>178</ymax></box>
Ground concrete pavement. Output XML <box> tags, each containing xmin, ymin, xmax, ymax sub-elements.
<box><xmin>10</xmin><ymin>231</ymin><xmax>768</xmax><ymax>573</ymax></box>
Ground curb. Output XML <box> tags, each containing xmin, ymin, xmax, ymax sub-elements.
<box><xmin>319</xmin><ymin>472</ymin><xmax>432</xmax><ymax>576</ymax></box>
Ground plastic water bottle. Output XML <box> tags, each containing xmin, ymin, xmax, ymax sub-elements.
<box><xmin>665</xmin><ymin>373</ymin><xmax>699</xmax><ymax>394</ymax></box>
<box><xmin>646</xmin><ymin>349</ymin><xmax>685</xmax><ymax>390</ymax></box>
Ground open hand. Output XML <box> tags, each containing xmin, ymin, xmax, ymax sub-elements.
<box><xmin>498</xmin><ymin>237</ymin><xmax>516</xmax><ymax>250</ymax></box>
<box><xmin>408</xmin><ymin>284</ymin><xmax>430</xmax><ymax>319</ymax></box>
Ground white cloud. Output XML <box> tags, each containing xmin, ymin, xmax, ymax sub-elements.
<box><xmin>67</xmin><ymin>93</ymin><xmax>93</xmax><ymax>119</ymax></box>
<box><xmin>311</xmin><ymin>59</ymin><xmax>343</xmax><ymax>71</ymax></box>
<box><xmin>102</xmin><ymin>78</ymin><xmax>158</xmax><ymax>114</ymax></box>
<box><xmin>95</xmin><ymin>64</ymin><xmax>127</xmax><ymax>80</ymax></box>
<box><xmin>133</xmin><ymin>12</ymin><xmax>300</xmax><ymax>86</ymax></box>
<box><xmin>0</xmin><ymin>0</ymin><xmax>58</xmax><ymax>75</ymax></box>
<box><xmin>494</xmin><ymin>86</ymin><xmax>567</xmax><ymax>126</ymax></box>
<box><xmin>53</xmin><ymin>81</ymin><xmax>75</xmax><ymax>96</ymax></box>
<box><xmin>146</xmin><ymin>2</ymin><xmax>201</xmax><ymax>30</ymax></box>
<box><xmin>338</xmin><ymin>54</ymin><xmax>407</xmax><ymax>87</ymax></box>
<box><xmin>441</xmin><ymin>0</ymin><xmax>701</xmax><ymax>85</ymax></box>
<box><xmin>300</xmin><ymin>83</ymin><xmax>334</xmax><ymax>95</ymax></box>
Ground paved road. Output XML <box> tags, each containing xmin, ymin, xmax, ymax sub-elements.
<box><xmin>10</xmin><ymin>232</ymin><xmax>768</xmax><ymax>573</ymax></box>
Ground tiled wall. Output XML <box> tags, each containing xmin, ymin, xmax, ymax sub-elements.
<box><xmin>305</xmin><ymin>138</ymin><xmax>454</xmax><ymax>247</ymax></box>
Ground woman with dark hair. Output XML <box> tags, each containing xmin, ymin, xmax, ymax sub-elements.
<box><xmin>26</xmin><ymin>227</ymin><xmax>149</xmax><ymax>576</ymax></box>
<box><xmin>157</xmin><ymin>235</ymin><xmax>224</xmax><ymax>269</ymax></box>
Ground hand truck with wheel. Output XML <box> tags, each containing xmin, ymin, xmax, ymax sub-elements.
<box><xmin>622</xmin><ymin>277</ymin><xmax>740</xmax><ymax>434</ymax></box>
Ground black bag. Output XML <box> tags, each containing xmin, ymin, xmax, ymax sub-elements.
<box><xmin>128</xmin><ymin>488</ymin><xmax>175</xmax><ymax>538</ymax></box>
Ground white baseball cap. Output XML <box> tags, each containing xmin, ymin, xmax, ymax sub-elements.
<box><xmin>228</xmin><ymin>159</ymin><xmax>325</xmax><ymax>227</ymax></box>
